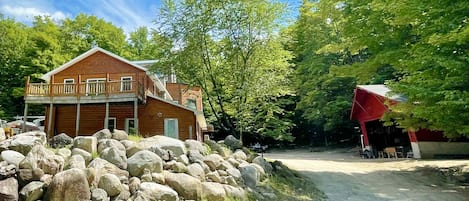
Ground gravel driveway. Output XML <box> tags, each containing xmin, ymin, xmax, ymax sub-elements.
<box><xmin>265</xmin><ymin>148</ymin><xmax>469</xmax><ymax>201</ymax></box>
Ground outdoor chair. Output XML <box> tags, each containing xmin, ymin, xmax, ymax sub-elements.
<box><xmin>384</xmin><ymin>147</ymin><xmax>397</xmax><ymax>158</ymax></box>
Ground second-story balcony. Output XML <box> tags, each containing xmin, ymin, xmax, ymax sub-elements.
<box><xmin>25</xmin><ymin>80</ymin><xmax>145</xmax><ymax>104</ymax></box>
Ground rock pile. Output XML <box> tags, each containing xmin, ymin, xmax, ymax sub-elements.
<box><xmin>0</xmin><ymin>130</ymin><xmax>272</xmax><ymax>201</ymax></box>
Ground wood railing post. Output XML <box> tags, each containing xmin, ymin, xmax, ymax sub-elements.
<box><xmin>24</xmin><ymin>76</ymin><xmax>30</xmax><ymax>97</ymax></box>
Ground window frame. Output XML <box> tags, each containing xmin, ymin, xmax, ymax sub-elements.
<box><xmin>63</xmin><ymin>79</ymin><xmax>75</xmax><ymax>94</ymax></box>
<box><xmin>120</xmin><ymin>76</ymin><xmax>133</xmax><ymax>92</ymax></box>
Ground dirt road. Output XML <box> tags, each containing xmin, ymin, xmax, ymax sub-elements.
<box><xmin>265</xmin><ymin>148</ymin><xmax>469</xmax><ymax>201</ymax></box>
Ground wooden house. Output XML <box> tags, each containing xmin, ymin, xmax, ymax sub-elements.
<box><xmin>24</xmin><ymin>47</ymin><xmax>207</xmax><ymax>141</ymax></box>
<box><xmin>351</xmin><ymin>85</ymin><xmax>469</xmax><ymax>158</ymax></box>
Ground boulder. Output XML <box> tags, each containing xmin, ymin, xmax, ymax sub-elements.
<box><xmin>225</xmin><ymin>175</ymin><xmax>238</xmax><ymax>186</ymax></box>
<box><xmin>8</xmin><ymin>131</ymin><xmax>47</xmax><ymax>155</ymax></box>
<box><xmin>140</xmin><ymin>136</ymin><xmax>186</xmax><ymax>156</ymax></box>
<box><xmin>40</xmin><ymin>174</ymin><xmax>53</xmax><ymax>187</ymax></box>
<box><xmin>165</xmin><ymin>161</ymin><xmax>187</xmax><ymax>173</ymax></box>
<box><xmin>151</xmin><ymin>173</ymin><xmax>165</xmax><ymax>184</ymax></box>
<box><xmin>100</xmin><ymin>147</ymin><xmax>127</xmax><ymax>169</ymax></box>
<box><xmin>252</xmin><ymin>156</ymin><xmax>273</xmax><ymax>174</ymax></box>
<box><xmin>187</xmin><ymin>150</ymin><xmax>204</xmax><ymax>163</ymax></box>
<box><xmin>203</xmin><ymin>154</ymin><xmax>224</xmax><ymax>171</ymax></box>
<box><xmin>97</xmin><ymin>139</ymin><xmax>126</xmax><ymax>154</ymax></box>
<box><xmin>73</xmin><ymin>136</ymin><xmax>97</xmax><ymax>154</ymax></box>
<box><xmin>19</xmin><ymin>181</ymin><xmax>44</xmax><ymax>201</ymax></box>
<box><xmin>1</xmin><ymin>150</ymin><xmax>25</xmax><ymax>167</ymax></box>
<box><xmin>227</xmin><ymin>158</ymin><xmax>240</xmax><ymax>168</ymax></box>
<box><xmin>98</xmin><ymin>173</ymin><xmax>122</xmax><ymax>197</ymax></box>
<box><xmin>91</xmin><ymin>188</ymin><xmax>109</xmax><ymax>201</ymax></box>
<box><xmin>226</xmin><ymin>168</ymin><xmax>242</xmax><ymax>181</ymax></box>
<box><xmin>71</xmin><ymin>148</ymin><xmax>92</xmax><ymax>165</ymax></box>
<box><xmin>51</xmin><ymin>133</ymin><xmax>73</xmax><ymax>148</ymax></box>
<box><xmin>19</xmin><ymin>145</ymin><xmax>64</xmax><ymax>175</ymax></box>
<box><xmin>195</xmin><ymin>160</ymin><xmax>211</xmax><ymax>174</ymax></box>
<box><xmin>139</xmin><ymin>182</ymin><xmax>179</xmax><ymax>201</ymax></box>
<box><xmin>185</xmin><ymin>140</ymin><xmax>208</xmax><ymax>155</ymax></box>
<box><xmin>207</xmin><ymin>171</ymin><xmax>222</xmax><ymax>183</ymax></box>
<box><xmin>148</xmin><ymin>145</ymin><xmax>170</xmax><ymax>161</ymax></box>
<box><xmin>176</xmin><ymin>155</ymin><xmax>189</xmax><ymax>165</ymax></box>
<box><xmin>164</xmin><ymin>172</ymin><xmax>202</xmax><ymax>200</ymax></box>
<box><xmin>224</xmin><ymin>135</ymin><xmax>243</xmax><ymax>150</ymax></box>
<box><xmin>93</xmin><ymin>129</ymin><xmax>112</xmax><ymax>140</ymax></box>
<box><xmin>127</xmin><ymin>150</ymin><xmax>163</xmax><ymax>176</ymax></box>
<box><xmin>0</xmin><ymin>177</ymin><xmax>18</xmax><ymax>201</ymax></box>
<box><xmin>0</xmin><ymin>163</ymin><xmax>16</xmax><ymax>179</ymax></box>
<box><xmin>87</xmin><ymin>158</ymin><xmax>129</xmax><ymax>183</ymax></box>
<box><xmin>18</xmin><ymin>169</ymin><xmax>34</xmax><ymax>186</ymax></box>
<box><xmin>56</xmin><ymin>148</ymin><xmax>71</xmax><ymax>160</ymax></box>
<box><xmin>186</xmin><ymin>163</ymin><xmax>205</xmax><ymax>181</ymax></box>
<box><xmin>239</xmin><ymin>164</ymin><xmax>260</xmax><ymax>187</ymax></box>
<box><xmin>0</xmin><ymin>127</ymin><xmax>5</xmax><ymax>141</ymax></box>
<box><xmin>129</xmin><ymin>177</ymin><xmax>141</xmax><ymax>194</ymax></box>
<box><xmin>202</xmin><ymin>182</ymin><xmax>226</xmax><ymax>201</ymax></box>
<box><xmin>68</xmin><ymin>154</ymin><xmax>86</xmax><ymax>169</ymax></box>
<box><xmin>111</xmin><ymin>129</ymin><xmax>128</xmax><ymax>141</ymax></box>
<box><xmin>113</xmin><ymin>190</ymin><xmax>130</xmax><ymax>201</ymax></box>
<box><xmin>232</xmin><ymin>150</ymin><xmax>248</xmax><ymax>161</ymax></box>
<box><xmin>219</xmin><ymin>160</ymin><xmax>234</xmax><ymax>171</ymax></box>
<box><xmin>44</xmin><ymin>168</ymin><xmax>90</xmax><ymax>201</ymax></box>
<box><xmin>251</xmin><ymin>163</ymin><xmax>266</xmax><ymax>179</ymax></box>
<box><xmin>223</xmin><ymin>184</ymin><xmax>245</xmax><ymax>200</ymax></box>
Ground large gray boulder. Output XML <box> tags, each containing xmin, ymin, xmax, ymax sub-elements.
<box><xmin>138</xmin><ymin>182</ymin><xmax>179</xmax><ymax>201</ymax></box>
<box><xmin>100</xmin><ymin>147</ymin><xmax>127</xmax><ymax>169</ymax></box>
<box><xmin>1</xmin><ymin>150</ymin><xmax>25</xmax><ymax>167</ymax></box>
<box><xmin>93</xmin><ymin>129</ymin><xmax>112</xmax><ymax>140</ymax></box>
<box><xmin>91</xmin><ymin>188</ymin><xmax>109</xmax><ymax>201</ymax></box>
<box><xmin>44</xmin><ymin>168</ymin><xmax>90</xmax><ymax>201</ymax></box>
<box><xmin>232</xmin><ymin>150</ymin><xmax>248</xmax><ymax>161</ymax></box>
<box><xmin>111</xmin><ymin>129</ymin><xmax>128</xmax><ymax>141</ymax></box>
<box><xmin>19</xmin><ymin>145</ymin><xmax>64</xmax><ymax>175</ymax></box>
<box><xmin>128</xmin><ymin>177</ymin><xmax>141</xmax><ymax>194</ymax></box>
<box><xmin>224</xmin><ymin>135</ymin><xmax>242</xmax><ymax>150</ymax></box>
<box><xmin>71</xmin><ymin>148</ymin><xmax>92</xmax><ymax>165</ymax></box>
<box><xmin>239</xmin><ymin>164</ymin><xmax>260</xmax><ymax>187</ymax></box>
<box><xmin>140</xmin><ymin>135</ymin><xmax>187</xmax><ymax>156</ymax></box>
<box><xmin>127</xmin><ymin>150</ymin><xmax>163</xmax><ymax>177</ymax></box>
<box><xmin>73</xmin><ymin>136</ymin><xmax>97</xmax><ymax>154</ymax></box>
<box><xmin>19</xmin><ymin>181</ymin><xmax>45</xmax><ymax>201</ymax></box>
<box><xmin>187</xmin><ymin>150</ymin><xmax>204</xmax><ymax>163</ymax></box>
<box><xmin>186</xmin><ymin>163</ymin><xmax>205</xmax><ymax>181</ymax></box>
<box><xmin>67</xmin><ymin>154</ymin><xmax>86</xmax><ymax>169</ymax></box>
<box><xmin>203</xmin><ymin>154</ymin><xmax>224</xmax><ymax>171</ymax></box>
<box><xmin>8</xmin><ymin>131</ymin><xmax>47</xmax><ymax>155</ymax></box>
<box><xmin>164</xmin><ymin>172</ymin><xmax>202</xmax><ymax>200</ymax></box>
<box><xmin>98</xmin><ymin>173</ymin><xmax>122</xmax><ymax>197</ymax></box>
<box><xmin>97</xmin><ymin>139</ymin><xmax>125</xmax><ymax>154</ymax></box>
<box><xmin>226</xmin><ymin>167</ymin><xmax>242</xmax><ymax>181</ymax></box>
<box><xmin>56</xmin><ymin>148</ymin><xmax>71</xmax><ymax>160</ymax></box>
<box><xmin>51</xmin><ymin>133</ymin><xmax>73</xmax><ymax>148</ymax></box>
<box><xmin>185</xmin><ymin>140</ymin><xmax>208</xmax><ymax>155</ymax></box>
<box><xmin>87</xmin><ymin>158</ymin><xmax>129</xmax><ymax>181</ymax></box>
<box><xmin>202</xmin><ymin>182</ymin><xmax>226</xmax><ymax>201</ymax></box>
<box><xmin>148</xmin><ymin>145</ymin><xmax>170</xmax><ymax>161</ymax></box>
<box><xmin>252</xmin><ymin>156</ymin><xmax>273</xmax><ymax>174</ymax></box>
<box><xmin>0</xmin><ymin>177</ymin><xmax>18</xmax><ymax>201</ymax></box>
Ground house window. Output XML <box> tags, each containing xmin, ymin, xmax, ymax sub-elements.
<box><xmin>86</xmin><ymin>78</ymin><xmax>106</xmax><ymax>95</ymax></box>
<box><xmin>125</xmin><ymin>118</ymin><xmax>137</xmax><ymax>135</ymax></box>
<box><xmin>164</xmin><ymin>118</ymin><xmax>178</xmax><ymax>139</ymax></box>
<box><xmin>64</xmin><ymin>79</ymin><xmax>75</xmax><ymax>94</ymax></box>
<box><xmin>186</xmin><ymin>99</ymin><xmax>197</xmax><ymax>110</ymax></box>
<box><xmin>107</xmin><ymin>117</ymin><xmax>116</xmax><ymax>132</ymax></box>
<box><xmin>121</xmin><ymin>76</ymin><xmax>132</xmax><ymax>92</ymax></box>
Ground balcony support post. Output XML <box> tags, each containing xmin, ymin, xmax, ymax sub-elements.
<box><xmin>134</xmin><ymin>99</ymin><xmax>139</xmax><ymax>135</ymax></box>
<box><xmin>22</xmin><ymin>103</ymin><xmax>28</xmax><ymax>132</ymax></box>
<box><xmin>104</xmin><ymin>102</ymin><xmax>109</xmax><ymax>130</ymax></box>
<box><xmin>47</xmin><ymin>103</ymin><xmax>53</xmax><ymax>137</ymax></box>
<box><xmin>75</xmin><ymin>103</ymin><xmax>80</xmax><ymax>137</ymax></box>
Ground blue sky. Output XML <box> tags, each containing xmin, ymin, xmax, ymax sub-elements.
<box><xmin>0</xmin><ymin>0</ymin><xmax>300</xmax><ymax>34</ymax></box>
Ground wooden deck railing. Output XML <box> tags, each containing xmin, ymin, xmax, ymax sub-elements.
<box><xmin>26</xmin><ymin>80</ymin><xmax>144</xmax><ymax>98</ymax></box>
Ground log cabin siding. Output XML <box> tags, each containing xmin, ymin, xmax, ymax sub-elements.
<box><xmin>44</xmin><ymin>98</ymin><xmax>196</xmax><ymax>140</ymax></box>
<box><xmin>166</xmin><ymin>83</ymin><xmax>203</xmax><ymax>111</ymax></box>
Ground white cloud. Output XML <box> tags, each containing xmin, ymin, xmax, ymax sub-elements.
<box><xmin>1</xmin><ymin>5</ymin><xmax>68</xmax><ymax>23</ymax></box>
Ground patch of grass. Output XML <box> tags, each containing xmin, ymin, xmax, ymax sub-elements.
<box><xmin>91</xmin><ymin>151</ymin><xmax>99</xmax><ymax>159</ymax></box>
<box><xmin>128</xmin><ymin>134</ymin><xmax>143</xmax><ymax>142</ymax></box>
<box><xmin>249</xmin><ymin>161</ymin><xmax>326</xmax><ymax>201</ymax></box>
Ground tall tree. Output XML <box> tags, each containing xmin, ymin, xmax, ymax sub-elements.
<box><xmin>156</xmin><ymin>0</ymin><xmax>294</xmax><ymax>141</ymax></box>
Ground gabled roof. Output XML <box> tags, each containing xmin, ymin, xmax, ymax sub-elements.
<box><xmin>41</xmin><ymin>47</ymin><xmax>147</xmax><ymax>81</ymax></box>
<box><xmin>357</xmin><ymin>85</ymin><xmax>407</xmax><ymax>102</ymax></box>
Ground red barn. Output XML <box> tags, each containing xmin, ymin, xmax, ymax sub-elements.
<box><xmin>351</xmin><ymin>85</ymin><xmax>469</xmax><ymax>158</ymax></box>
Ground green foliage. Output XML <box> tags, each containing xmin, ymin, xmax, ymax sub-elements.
<box><xmin>155</xmin><ymin>0</ymin><xmax>294</xmax><ymax>141</ymax></box>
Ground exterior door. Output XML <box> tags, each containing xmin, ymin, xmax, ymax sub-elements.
<box><xmin>164</xmin><ymin>118</ymin><xmax>178</xmax><ymax>139</ymax></box>
<box><xmin>107</xmin><ymin>117</ymin><xmax>116</xmax><ymax>132</ymax></box>
<box><xmin>125</xmin><ymin>118</ymin><xmax>136</xmax><ymax>135</ymax></box>
<box><xmin>86</xmin><ymin>78</ymin><xmax>106</xmax><ymax>95</ymax></box>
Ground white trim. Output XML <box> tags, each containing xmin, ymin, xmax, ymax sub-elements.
<box><xmin>63</xmin><ymin>79</ymin><xmax>75</xmax><ymax>94</ymax></box>
<box><xmin>41</xmin><ymin>47</ymin><xmax>147</xmax><ymax>81</ymax></box>
<box><xmin>120</xmin><ymin>76</ymin><xmax>133</xmax><ymax>91</ymax></box>
<box><xmin>86</xmin><ymin>78</ymin><xmax>106</xmax><ymax>95</ymax></box>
